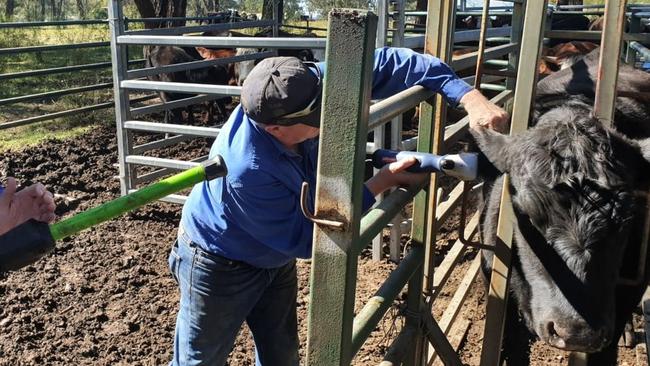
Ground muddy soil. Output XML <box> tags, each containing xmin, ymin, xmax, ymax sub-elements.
<box><xmin>0</xmin><ymin>121</ymin><xmax>645</xmax><ymax>365</ymax></box>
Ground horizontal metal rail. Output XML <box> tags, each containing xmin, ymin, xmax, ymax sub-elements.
<box><xmin>0</xmin><ymin>20</ymin><xmax>108</xmax><ymax>28</ymax></box>
<box><xmin>0</xmin><ymin>59</ymin><xmax>144</xmax><ymax>81</ymax></box>
<box><xmin>134</xmin><ymin>154</ymin><xmax>206</xmax><ymax>185</ymax></box>
<box><xmin>0</xmin><ymin>94</ymin><xmax>155</xmax><ymax>130</ymax></box>
<box><xmin>121</xmin><ymin>80</ymin><xmax>241</xmax><ymax>95</ymax></box>
<box><xmin>125</xmin><ymin>19</ymin><xmax>275</xmax><ymax>36</ymax></box>
<box><xmin>130</xmin><ymin>94</ymin><xmax>216</xmax><ymax>117</ymax></box>
<box><xmin>125</xmin><ymin>155</ymin><xmax>202</xmax><ymax>170</ymax></box>
<box><xmin>350</xmin><ymin>245</ymin><xmax>424</xmax><ymax>359</ymax></box>
<box><xmin>117</xmin><ymin>35</ymin><xmax>326</xmax><ymax>49</ymax></box>
<box><xmin>451</xmin><ymin>43</ymin><xmax>518</xmax><ymax>71</ymax></box>
<box><xmin>402</xmin><ymin>27</ymin><xmax>512</xmax><ymax>48</ymax></box>
<box><xmin>127</xmin><ymin>51</ymin><xmax>273</xmax><ymax>79</ymax></box>
<box><xmin>125</xmin><ymin>16</ymin><xmax>241</xmax><ymax>23</ymax></box>
<box><xmin>282</xmin><ymin>24</ymin><xmax>328</xmax><ymax>32</ymax></box>
<box><xmin>369</xmin><ymin>86</ymin><xmax>434</xmax><ymax>130</ymax></box>
<box><xmin>132</xmin><ymin>134</ymin><xmax>195</xmax><ymax>155</ymax></box>
<box><xmin>0</xmin><ymin>41</ymin><xmax>109</xmax><ymax>55</ymax></box>
<box><xmin>398</xmin><ymin>90</ymin><xmax>513</xmax><ymax>152</ymax></box>
<box><xmin>356</xmin><ymin>184</ymin><xmax>424</xmax><ymax>255</ymax></box>
<box><xmin>545</xmin><ymin>30</ymin><xmax>650</xmax><ymax>43</ymax></box>
<box><xmin>0</xmin><ymin>82</ymin><xmax>113</xmax><ymax>106</ymax></box>
<box><xmin>124</xmin><ymin>120</ymin><xmax>221</xmax><ymax>137</ymax></box>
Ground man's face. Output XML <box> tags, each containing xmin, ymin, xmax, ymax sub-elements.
<box><xmin>264</xmin><ymin>122</ymin><xmax>320</xmax><ymax>148</ymax></box>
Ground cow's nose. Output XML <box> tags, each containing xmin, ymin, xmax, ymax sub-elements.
<box><xmin>545</xmin><ymin>321</ymin><xmax>610</xmax><ymax>352</ymax></box>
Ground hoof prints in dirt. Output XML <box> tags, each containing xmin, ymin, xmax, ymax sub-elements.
<box><xmin>0</xmin><ymin>124</ymin><xmax>199</xmax><ymax>365</ymax></box>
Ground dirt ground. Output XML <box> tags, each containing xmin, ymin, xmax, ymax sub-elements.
<box><xmin>0</xmin><ymin>121</ymin><xmax>646</xmax><ymax>365</ymax></box>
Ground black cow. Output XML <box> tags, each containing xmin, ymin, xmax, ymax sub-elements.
<box><xmin>144</xmin><ymin>45</ymin><xmax>232</xmax><ymax>124</ymax></box>
<box><xmin>472</xmin><ymin>49</ymin><xmax>650</xmax><ymax>365</ymax></box>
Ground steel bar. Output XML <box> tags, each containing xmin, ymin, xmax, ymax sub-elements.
<box><xmin>0</xmin><ymin>82</ymin><xmax>113</xmax><ymax>106</ymax></box>
<box><xmin>124</xmin><ymin>20</ymin><xmax>275</xmax><ymax>36</ymax></box>
<box><xmin>545</xmin><ymin>30</ymin><xmax>650</xmax><ymax>43</ymax></box>
<box><xmin>422</xmin><ymin>313</ymin><xmax>463</xmax><ymax>366</ymax></box>
<box><xmin>0</xmin><ymin>101</ymin><xmax>113</xmax><ymax>129</ymax></box>
<box><xmin>0</xmin><ymin>59</ymin><xmax>143</xmax><ymax>81</ymax></box>
<box><xmin>480</xmin><ymin>2</ymin><xmax>547</xmax><ymax>364</ymax></box>
<box><xmin>594</xmin><ymin>0</ymin><xmax>628</xmax><ymax>127</ymax></box>
<box><xmin>124</xmin><ymin>121</ymin><xmax>220</xmax><ymax>137</ymax></box>
<box><xmin>305</xmin><ymin>10</ymin><xmax>377</xmax><ymax>366</ymax></box>
<box><xmin>130</xmin><ymin>94</ymin><xmax>215</xmax><ymax>117</ymax></box>
<box><xmin>0</xmin><ymin>20</ymin><xmax>107</xmax><ymax>28</ymax></box>
<box><xmin>132</xmin><ymin>134</ymin><xmax>195</xmax><ymax>155</ymax></box>
<box><xmin>368</xmin><ymin>86</ymin><xmax>434</xmax><ymax>130</ymax></box>
<box><xmin>428</xmin><ymin>255</ymin><xmax>481</xmax><ymax>366</ymax></box>
<box><xmin>110</xmin><ymin>0</ymin><xmax>136</xmax><ymax>197</ymax></box>
<box><xmin>401</xmin><ymin>27</ymin><xmax>512</xmax><ymax>48</ymax></box>
<box><xmin>117</xmin><ymin>35</ymin><xmax>326</xmax><ymax>49</ymax></box>
<box><xmin>282</xmin><ymin>24</ymin><xmax>328</xmax><ymax>31</ymax></box>
<box><xmin>430</xmin><ymin>212</ymin><xmax>480</xmax><ymax>303</ymax></box>
<box><xmin>627</xmin><ymin>15</ymin><xmax>642</xmax><ymax>65</ymax></box>
<box><xmin>451</xmin><ymin>43</ymin><xmax>518</xmax><ymax>71</ymax></box>
<box><xmin>355</xmin><ymin>184</ymin><xmax>424</xmax><ymax>255</ymax></box>
<box><xmin>0</xmin><ymin>41</ymin><xmax>109</xmax><ymax>55</ymax></box>
<box><xmin>350</xmin><ymin>245</ymin><xmax>423</xmax><ymax>358</ymax></box>
<box><xmin>473</xmin><ymin>0</ymin><xmax>492</xmax><ymax>89</ymax></box>
<box><xmin>125</xmin><ymin>155</ymin><xmax>201</xmax><ymax>170</ymax></box>
<box><xmin>121</xmin><ymin>80</ymin><xmax>241</xmax><ymax>96</ymax></box>
<box><xmin>134</xmin><ymin>155</ymin><xmax>206</xmax><ymax>185</ymax></box>
<box><xmin>127</xmin><ymin>51</ymin><xmax>273</xmax><ymax>79</ymax></box>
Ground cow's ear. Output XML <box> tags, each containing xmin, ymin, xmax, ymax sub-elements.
<box><xmin>633</xmin><ymin>137</ymin><xmax>650</xmax><ymax>186</ymax></box>
<box><xmin>470</xmin><ymin>127</ymin><xmax>512</xmax><ymax>173</ymax></box>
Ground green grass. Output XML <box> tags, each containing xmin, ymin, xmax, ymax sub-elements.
<box><xmin>0</xmin><ymin>25</ymin><xmax>146</xmax><ymax>148</ymax></box>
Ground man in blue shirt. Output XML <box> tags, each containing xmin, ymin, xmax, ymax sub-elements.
<box><xmin>168</xmin><ymin>47</ymin><xmax>508</xmax><ymax>365</ymax></box>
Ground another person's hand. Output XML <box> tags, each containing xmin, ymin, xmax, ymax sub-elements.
<box><xmin>460</xmin><ymin>89</ymin><xmax>509</xmax><ymax>133</ymax></box>
<box><xmin>365</xmin><ymin>157</ymin><xmax>429</xmax><ymax>196</ymax></box>
<box><xmin>0</xmin><ymin>178</ymin><xmax>56</xmax><ymax>235</ymax></box>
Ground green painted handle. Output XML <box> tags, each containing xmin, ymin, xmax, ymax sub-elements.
<box><xmin>49</xmin><ymin>156</ymin><xmax>227</xmax><ymax>241</ymax></box>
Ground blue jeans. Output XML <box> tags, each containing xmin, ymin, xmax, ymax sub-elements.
<box><xmin>168</xmin><ymin>229</ymin><xmax>299</xmax><ymax>366</ymax></box>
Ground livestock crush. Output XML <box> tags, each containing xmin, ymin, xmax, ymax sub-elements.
<box><xmin>107</xmin><ymin>0</ymin><xmax>650</xmax><ymax>365</ymax></box>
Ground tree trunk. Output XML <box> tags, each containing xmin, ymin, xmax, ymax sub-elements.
<box><xmin>40</xmin><ymin>0</ymin><xmax>46</xmax><ymax>20</ymax></box>
<box><xmin>76</xmin><ymin>0</ymin><xmax>86</xmax><ymax>19</ymax></box>
<box><xmin>557</xmin><ymin>0</ymin><xmax>583</xmax><ymax>4</ymax></box>
<box><xmin>5</xmin><ymin>0</ymin><xmax>15</xmax><ymax>19</ymax></box>
<box><xmin>133</xmin><ymin>0</ymin><xmax>188</xmax><ymax>29</ymax></box>
<box><xmin>262</xmin><ymin>0</ymin><xmax>283</xmax><ymax>24</ymax></box>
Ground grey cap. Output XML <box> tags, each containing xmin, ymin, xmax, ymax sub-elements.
<box><xmin>241</xmin><ymin>57</ymin><xmax>322</xmax><ymax>127</ymax></box>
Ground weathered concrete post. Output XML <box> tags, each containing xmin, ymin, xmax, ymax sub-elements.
<box><xmin>305</xmin><ymin>9</ymin><xmax>377</xmax><ymax>366</ymax></box>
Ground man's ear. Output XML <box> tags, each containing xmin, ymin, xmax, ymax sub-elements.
<box><xmin>263</xmin><ymin>124</ymin><xmax>283</xmax><ymax>139</ymax></box>
<box><xmin>470</xmin><ymin>127</ymin><xmax>513</xmax><ymax>173</ymax></box>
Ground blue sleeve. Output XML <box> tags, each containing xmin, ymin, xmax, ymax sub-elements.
<box><xmin>371</xmin><ymin>47</ymin><xmax>473</xmax><ymax>106</ymax></box>
<box><xmin>362</xmin><ymin>186</ymin><xmax>376</xmax><ymax>212</ymax></box>
<box><xmin>0</xmin><ymin>186</ymin><xmax>4</xmax><ymax>195</ymax></box>
<box><xmin>317</xmin><ymin>47</ymin><xmax>472</xmax><ymax>107</ymax></box>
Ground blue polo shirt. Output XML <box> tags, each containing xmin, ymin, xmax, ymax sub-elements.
<box><xmin>180</xmin><ymin>47</ymin><xmax>473</xmax><ymax>268</ymax></box>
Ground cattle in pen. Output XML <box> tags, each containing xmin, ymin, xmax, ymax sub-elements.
<box><xmin>472</xmin><ymin>49</ymin><xmax>650</xmax><ymax>365</ymax></box>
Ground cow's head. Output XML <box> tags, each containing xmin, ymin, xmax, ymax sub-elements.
<box><xmin>472</xmin><ymin>102</ymin><xmax>650</xmax><ymax>352</ymax></box>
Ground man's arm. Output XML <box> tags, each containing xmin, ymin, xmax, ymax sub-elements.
<box><xmin>370</xmin><ymin>47</ymin><xmax>509</xmax><ymax>132</ymax></box>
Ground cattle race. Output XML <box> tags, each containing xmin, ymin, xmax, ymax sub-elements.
<box><xmin>2</xmin><ymin>0</ymin><xmax>650</xmax><ymax>365</ymax></box>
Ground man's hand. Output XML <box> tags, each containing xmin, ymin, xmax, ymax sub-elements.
<box><xmin>365</xmin><ymin>157</ymin><xmax>429</xmax><ymax>196</ymax></box>
<box><xmin>0</xmin><ymin>178</ymin><xmax>56</xmax><ymax>236</ymax></box>
<box><xmin>460</xmin><ymin>89</ymin><xmax>509</xmax><ymax>133</ymax></box>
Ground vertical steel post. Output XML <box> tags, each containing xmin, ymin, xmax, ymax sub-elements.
<box><xmin>404</xmin><ymin>0</ymin><xmax>454</xmax><ymax>364</ymax></box>
<box><xmin>594</xmin><ymin>0</ymin><xmax>627</xmax><ymax>127</ymax></box>
<box><xmin>372</xmin><ymin>0</ymin><xmax>389</xmax><ymax>262</ymax></box>
<box><xmin>388</xmin><ymin>0</ymin><xmax>405</xmax><ymax>264</ymax></box>
<box><xmin>305</xmin><ymin>9</ymin><xmax>377</xmax><ymax>366</ymax></box>
<box><xmin>505</xmin><ymin>0</ymin><xmax>524</xmax><ymax>95</ymax></box>
<box><xmin>108</xmin><ymin>0</ymin><xmax>135</xmax><ymax>196</ymax></box>
<box><xmin>479</xmin><ymin>1</ymin><xmax>548</xmax><ymax>365</ymax></box>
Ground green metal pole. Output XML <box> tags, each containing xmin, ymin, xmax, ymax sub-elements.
<box><xmin>49</xmin><ymin>157</ymin><xmax>226</xmax><ymax>241</ymax></box>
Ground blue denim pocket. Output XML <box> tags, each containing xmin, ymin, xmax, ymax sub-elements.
<box><xmin>168</xmin><ymin>240</ymin><xmax>181</xmax><ymax>284</ymax></box>
<box><xmin>193</xmin><ymin>245</ymin><xmax>247</xmax><ymax>272</ymax></box>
